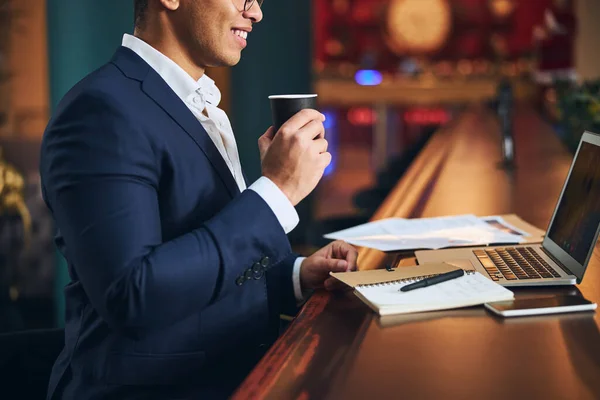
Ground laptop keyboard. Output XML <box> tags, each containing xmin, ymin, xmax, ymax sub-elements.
<box><xmin>473</xmin><ymin>247</ymin><xmax>562</xmax><ymax>281</ymax></box>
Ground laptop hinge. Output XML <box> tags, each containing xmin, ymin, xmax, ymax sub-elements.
<box><xmin>540</xmin><ymin>247</ymin><xmax>572</xmax><ymax>276</ymax></box>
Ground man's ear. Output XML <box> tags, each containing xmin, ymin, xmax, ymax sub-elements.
<box><xmin>159</xmin><ymin>0</ymin><xmax>180</xmax><ymax>11</ymax></box>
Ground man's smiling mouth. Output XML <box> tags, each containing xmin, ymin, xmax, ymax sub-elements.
<box><xmin>232</xmin><ymin>29</ymin><xmax>248</xmax><ymax>39</ymax></box>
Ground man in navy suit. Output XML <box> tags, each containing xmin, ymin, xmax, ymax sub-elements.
<box><xmin>40</xmin><ymin>0</ymin><xmax>358</xmax><ymax>398</ymax></box>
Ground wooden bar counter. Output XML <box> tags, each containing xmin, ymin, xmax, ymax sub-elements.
<box><xmin>233</xmin><ymin>106</ymin><xmax>600</xmax><ymax>400</ymax></box>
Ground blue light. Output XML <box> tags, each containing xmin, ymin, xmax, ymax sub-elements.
<box><xmin>322</xmin><ymin>109</ymin><xmax>337</xmax><ymax>177</ymax></box>
<box><xmin>322</xmin><ymin>111</ymin><xmax>336</xmax><ymax>130</ymax></box>
<box><xmin>324</xmin><ymin>159</ymin><xmax>335</xmax><ymax>177</ymax></box>
<box><xmin>355</xmin><ymin>70</ymin><xmax>383</xmax><ymax>86</ymax></box>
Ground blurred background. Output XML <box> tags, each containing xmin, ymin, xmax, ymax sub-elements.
<box><xmin>1</xmin><ymin>0</ymin><xmax>599</xmax><ymax>333</ymax></box>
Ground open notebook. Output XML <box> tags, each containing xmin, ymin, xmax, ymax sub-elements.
<box><xmin>331</xmin><ymin>264</ymin><xmax>514</xmax><ymax>316</ymax></box>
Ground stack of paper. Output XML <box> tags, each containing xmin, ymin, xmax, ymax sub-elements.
<box><xmin>324</xmin><ymin>214</ymin><xmax>528</xmax><ymax>252</ymax></box>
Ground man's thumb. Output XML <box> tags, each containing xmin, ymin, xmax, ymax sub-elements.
<box><xmin>258</xmin><ymin>127</ymin><xmax>275</xmax><ymax>155</ymax></box>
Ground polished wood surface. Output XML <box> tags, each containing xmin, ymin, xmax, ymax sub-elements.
<box><xmin>234</xmin><ymin>106</ymin><xmax>600</xmax><ymax>400</ymax></box>
<box><xmin>315</xmin><ymin>78</ymin><xmax>536</xmax><ymax>106</ymax></box>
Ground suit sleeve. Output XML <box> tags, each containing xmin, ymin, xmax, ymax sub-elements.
<box><xmin>266</xmin><ymin>253</ymin><xmax>303</xmax><ymax>317</ymax></box>
<box><xmin>41</xmin><ymin>91</ymin><xmax>292</xmax><ymax>334</ymax></box>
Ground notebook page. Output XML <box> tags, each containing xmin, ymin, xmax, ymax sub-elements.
<box><xmin>356</xmin><ymin>272</ymin><xmax>513</xmax><ymax>308</ymax></box>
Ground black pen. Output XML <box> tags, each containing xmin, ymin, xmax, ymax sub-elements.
<box><xmin>400</xmin><ymin>269</ymin><xmax>465</xmax><ymax>292</ymax></box>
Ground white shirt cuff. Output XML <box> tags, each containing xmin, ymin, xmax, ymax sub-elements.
<box><xmin>248</xmin><ymin>176</ymin><xmax>299</xmax><ymax>234</ymax></box>
<box><xmin>293</xmin><ymin>257</ymin><xmax>307</xmax><ymax>303</ymax></box>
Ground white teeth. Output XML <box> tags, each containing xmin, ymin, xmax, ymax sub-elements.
<box><xmin>232</xmin><ymin>29</ymin><xmax>248</xmax><ymax>40</ymax></box>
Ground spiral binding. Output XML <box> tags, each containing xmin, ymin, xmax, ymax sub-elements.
<box><xmin>357</xmin><ymin>269</ymin><xmax>476</xmax><ymax>288</ymax></box>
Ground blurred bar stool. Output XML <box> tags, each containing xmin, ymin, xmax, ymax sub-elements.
<box><xmin>0</xmin><ymin>148</ymin><xmax>32</xmax><ymax>334</ymax></box>
<box><xmin>353</xmin><ymin>126</ymin><xmax>437</xmax><ymax>217</ymax></box>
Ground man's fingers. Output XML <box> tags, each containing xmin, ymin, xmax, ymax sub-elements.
<box><xmin>321</xmin><ymin>257</ymin><xmax>348</xmax><ymax>273</ymax></box>
<box><xmin>296</xmin><ymin>119</ymin><xmax>325</xmax><ymax>142</ymax></box>
<box><xmin>311</xmin><ymin>138</ymin><xmax>328</xmax><ymax>154</ymax></box>
<box><xmin>278</xmin><ymin>109</ymin><xmax>324</xmax><ymax>138</ymax></box>
<box><xmin>332</xmin><ymin>241</ymin><xmax>359</xmax><ymax>271</ymax></box>
<box><xmin>258</xmin><ymin>126</ymin><xmax>275</xmax><ymax>147</ymax></box>
<box><xmin>263</xmin><ymin>126</ymin><xmax>276</xmax><ymax>140</ymax></box>
<box><xmin>258</xmin><ymin>127</ymin><xmax>275</xmax><ymax>160</ymax></box>
<box><xmin>319</xmin><ymin>152</ymin><xmax>332</xmax><ymax>169</ymax></box>
<box><xmin>344</xmin><ymin>245</ymin><xmax>358</xmax><ymax>271</ymax></box>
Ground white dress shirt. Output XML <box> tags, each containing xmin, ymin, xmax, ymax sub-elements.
<box><xmin>122</xmin><ymin>34</ymin><xmax>307</xmax><ymax>302</ymax></box>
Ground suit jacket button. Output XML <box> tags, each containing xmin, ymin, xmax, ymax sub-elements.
<box><xmin>235</xmin><ymin>276</ymin><xmax>245</xmax><ymax>286</ymax></box>
<box><xmin>252</xmin><ymin>263</ymin><xmax>265</xmax><ymax>280</ymax></box>
<box><xmin>253</xmin><ymin>271</ymin><xmax>264</xmax><ymax>280</ymax></box>
<box><xmin>244</xmin><ymin>269</ymin><xmax>253</xmax><ymax>281</ymax></box>
<box><xmin>252</xmin><ymin>262</ymin><xmax>262</xmax><ymax>273</ymax></box>
<box><xmin>261</xmin><ymin>256</ymin><xmax>270</xmax><ymax>268</ymax></box>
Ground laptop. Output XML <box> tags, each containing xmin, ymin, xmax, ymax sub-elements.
<box><xmin>415</xmin><ymin>131</ymin><xmax>600</xmax><ymax>287</ymax></box>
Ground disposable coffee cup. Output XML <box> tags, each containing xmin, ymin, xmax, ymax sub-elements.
<box><xmin>269</xmin><ymin>94</ymin><xmax>318</xmax><ymax>133</ymax></box>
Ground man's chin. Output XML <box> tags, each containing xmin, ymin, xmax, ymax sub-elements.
<box><xmin>224</xmin><ymin>53</ymin><xmax>242</xmax><ymax>67</ymax></box>
<box><xmin>209</xmin><ymin>54</ymin><xmax>242</xmax><ymax>68</ymax></box>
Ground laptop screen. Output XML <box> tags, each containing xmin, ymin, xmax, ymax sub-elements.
<box><xmin>547</xmin><ymin>139</ymin><xmax>600</xmax><ymax>266</ymax></box>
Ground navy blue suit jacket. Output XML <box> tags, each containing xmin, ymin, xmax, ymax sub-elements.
<box><xmin>41</xmin><ymin>47</ymin><xmax>298</xmax><ymax>399</ymax></box>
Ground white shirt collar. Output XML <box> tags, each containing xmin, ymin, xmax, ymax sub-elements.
<box><xmin>121</xmin><ymin>34</ymin><xmax>221</xmax><ymax>108</ymax></box>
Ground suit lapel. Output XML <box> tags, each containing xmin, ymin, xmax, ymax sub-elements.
<box><xmin>111</xmin><ymin>47</ymin><xmax>240</xmax><ymax>198</ymax></box>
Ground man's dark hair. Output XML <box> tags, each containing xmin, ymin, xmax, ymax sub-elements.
<box><xmin>134</xmin><ymin>0</ymin><xmax>149</xmax><ymax>29</ymax></box>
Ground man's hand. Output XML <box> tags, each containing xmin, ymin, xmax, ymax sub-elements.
<box><xmin>300</xmin><ymin>240</ymin><xmax>358</xmax><ymax>292</ymax></box>
<box><xmin>258</xmin><ymin>109</ymin><xmax>330</xmax><ymax>205</ymax></box>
